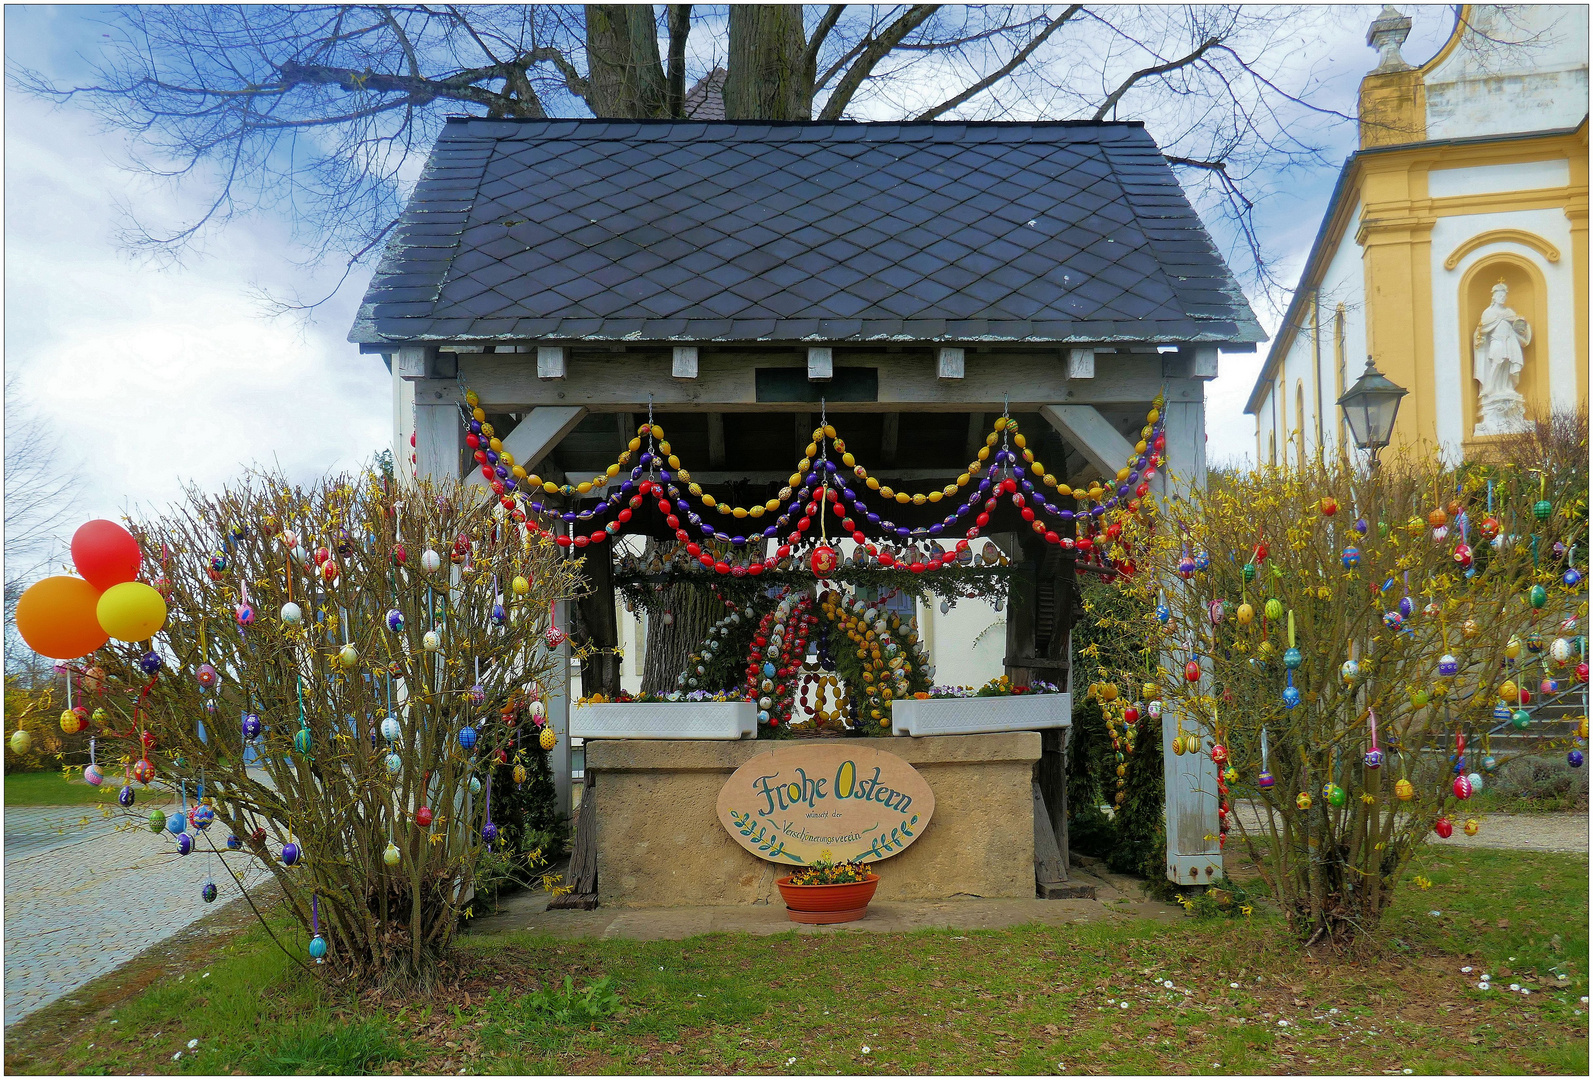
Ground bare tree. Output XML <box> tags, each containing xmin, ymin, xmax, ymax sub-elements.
<box><xmin>16</xmin><ymin>4</ymin><xmax>1358</xmax><ymax>305</ymax></box>
<box><xmin>4</xmin><ymin>376</ymin><xmax>77</xmax><ymax>681</ymax></box>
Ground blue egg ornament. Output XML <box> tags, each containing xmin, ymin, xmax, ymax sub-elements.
<box><xmin>308</xmin><ymin>934</ymin><xmax>328</xmax><ymax>961</ymax></box>
<box><xmin>458</xmin><ymin>726</ymin><xmax>478</xmax><ymax>751</ymax></box>
<box><xmin>226</xmin><ymin>834</ymin><xmax>242</xmax><ymax>850</ymax></box>
<box><xmin>119</xmin><ymin>784</ymin><xmax>137</xmax><ymax>807</ymax></box>
<box><xmin>177</xmin><ymin>834</ymin><xmax>193</xmax><ymax>855</ymax></box>
<box><xmin>202</xmin><ymin>882</ymin><xmax>218</xmax><ymax>903</ymax></box>
<box><xmin>1282</xmin><ymin>685</ymin><xmax>1301</xmax><ymax>709</ymax></box>
<box><xmin>281</xmin><ymin>842</ymin><xmax>301</xmax><ymax>865</ymax></box>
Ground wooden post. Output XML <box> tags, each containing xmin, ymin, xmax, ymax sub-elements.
<box><xmin>412</xmin><ymin>378</ymin><xmax>463</xmax><ymax>485</ymax></box>
<box><xmin>1157</xmin><ymin>391</ymin><xmax>1222</xmax><ymax>886</ymax></box>
<box><xmin>549</xmin><ymin>596</ymin><xmax>573</xmax><ymax>823</ymax></box>
<box><xmin>575</xmin><ymin>541</ymin><xmax>622</xmax><ymax>697</ymax></box>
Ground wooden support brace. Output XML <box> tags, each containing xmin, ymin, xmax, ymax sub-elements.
<box><xmin>1039</xmin><ymin>404</ymin><xmax>1136</xmax><ymax>479</ymax></box>
<box><xmin>1067</xmin><ymin>348</ymin><xmax>1095</xmax><ymax>379</ymax></box>
<box><xmin>464</xmin><ymin>406</ymin><xmax>586</xmax><ymax>489</ymax></box>
<box><xmin>672</xmin><ymin>346</ymin><xmax>699</xmax><ymax>379</ymax></box>
<box><xmin>807</xmin><ymin>346</ymin><xmax>833</xmax><ymax>381</ymax></box>
<box><xmin>537</xmin><ymin>346</ymin><xmax>567</xmax><ymax>380</ymax></box>
<box><xmin>937</xmin><ymin>346</ymin><xmax>965</xmax><ymax>379</ymax></box>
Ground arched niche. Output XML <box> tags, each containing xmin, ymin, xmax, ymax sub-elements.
<box><xmin>1458</xmin><ymin>252</ymin><xmax>1550</xmax><ymax>447</ymax></box>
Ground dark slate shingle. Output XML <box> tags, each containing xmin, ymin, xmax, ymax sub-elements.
<box><xmin>349</xmin><ymin>118</ymin><xmax>1263</xmax><ymax>346</ymax></box>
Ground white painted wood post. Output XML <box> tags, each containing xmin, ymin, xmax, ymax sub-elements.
<box><xmin>1157</xmin><ymin>391</ymin><xmax>1222</xmax><ymax>886</ymax></box>
<box><xmin>537</xmin><ymin>346</ymin><xmax>567</xmax><ymax>380</ymax></box>
<box><xmin>672</xmin><ymin>346</ymin><xmax>699</xmax><ymax>379</ymax></box>
<box><xmin>549</xmin><ymin>596</ymin><xmax>573</xmax><ymax>822</ymax></box>
<box><xmin>412</xmin><ymin>378</ymin><xmax>463</xmax><ymax>485</ymax></box>
<box><xmin>937</xmin><ymin>346</ymin><xmax>965</xmax><ymax>379</ymax></box>
<box><xmin>807</xmin><ymin>346</ymin><xmax>833</xmax><ymax>381</ymax></box>
<box><xmin>1067</xmin><ymin>348</ymin><xmax>1095</xmax><ymax>379</ymax></box>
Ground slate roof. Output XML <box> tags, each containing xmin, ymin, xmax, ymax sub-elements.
<box><xmin>350</xmin><ymin>118</ymin><xmax>1263</xmax><ymax>347</ymax></box>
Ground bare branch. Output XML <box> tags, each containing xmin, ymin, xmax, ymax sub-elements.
<box><xmin>818</xmin><ymin>4</ymin><xmax>940</xmax><ymax>120</ymax></box>
<box><xmin>915</xmin><ymin>5</ymin><xmax>1081</xmax><ymax>121</ymax></box>
<box><xmin>1091</xmin><ymin>34</ymin><xmax>1220</xmax><ymax>122</ymax></box>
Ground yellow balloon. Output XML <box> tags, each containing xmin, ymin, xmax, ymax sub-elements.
<box><xmin>95</xmin><ymin>581</ymin><xmax>167</xmax><ymax>642</ymax></box>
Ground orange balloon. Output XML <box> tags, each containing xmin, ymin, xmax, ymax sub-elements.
<box><xmin>15</xmin><ymin>576</ymin><xmax>109</xmax><ymax>659</ymax></box>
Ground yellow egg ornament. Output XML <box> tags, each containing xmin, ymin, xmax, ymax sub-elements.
<box><xmin>338</xmin><ymin>644</ymin><xmax>358</xmax><ymax>669</ymax></box>
<box><xmin>60</xmin><ymin>709</ymin><xmax>83</xmax><ymax>734</ymax></box>
<box><xmin>1394</xmin><ymin>778</ymin><xmax>1414</xmax><ymax>801</ymax></box>
<box><xmin>512</xmin><ymin>575</ymin><xmax>530</xmax><ymax>596</ymax></box>
<box><xmin>10</xmin><ymin>729</ymin><xmax>32</xmax><ymax>755</ymax></box>
<box><xmin>539</xmin><ymin>725</ymin><xmax>557</xmax><ymax>751</ymax></box>
<box><xmin>1296</xmin><ymin>792</ymin><xmax>1312</xmax><ymax>810</ymax></box>
<box><xmin>1236</xmin><ymin>602</ymin><xmax>1255</xmax><ymax>626</ymax></box>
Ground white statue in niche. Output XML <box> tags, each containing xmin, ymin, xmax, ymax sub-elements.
<box><xmin>1472</xmin><ymin>279</ymin><xmax>1532</xmax><ymax>436</ymax></box>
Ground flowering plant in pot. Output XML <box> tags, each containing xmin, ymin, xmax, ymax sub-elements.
<box><xmin>775</xmin><ymin>852</ymin><xmax>879</xmax><ymax>924</ymax></box>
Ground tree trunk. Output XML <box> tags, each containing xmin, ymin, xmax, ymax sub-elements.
<box><xmin>724</xmin><ymin>5</ymin><xmax>811</xmax><ymax>120</ymax></box>
<box><xmin>640</xmin><ymin>577</ymin><xmax>722</xmax><ymax>696</ymax></box>
<box><xmin>584</xmin><ymin>5</ymin><xmax>668</xmax><ymax>117</ymax></box>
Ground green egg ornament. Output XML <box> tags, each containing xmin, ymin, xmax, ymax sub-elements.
<box><xmin>148</xmin><ymin>809</ymin><xmax>166</xmax><ymax>833</ymax></box>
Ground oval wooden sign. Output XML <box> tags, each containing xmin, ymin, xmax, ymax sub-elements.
<box><xmin>716</xmin><ymin>743</ymin><xmax>935</xmax><ymax>866</ymax></box>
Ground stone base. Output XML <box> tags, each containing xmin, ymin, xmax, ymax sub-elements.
<box><xmin>1037</xmin><ymin>880</ymin><xmax>1098</xmax><ymax>900</ymax></box>
<box><xmin>585</xmin><ymin>733</ymin><xmax>1041</xmax><ymax>908</ymax></box>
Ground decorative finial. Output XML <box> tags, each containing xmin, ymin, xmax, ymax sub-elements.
<box><xmin>1367</xmin><ymin>6</ymin><xmax>1413</xmax><ymax>72</ymax></box>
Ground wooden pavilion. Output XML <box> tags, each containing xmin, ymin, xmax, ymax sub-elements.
<box><xmin>350</xmin><ymin>117</ymin><xmax>1264</xmax><ymax>887</ymax></box>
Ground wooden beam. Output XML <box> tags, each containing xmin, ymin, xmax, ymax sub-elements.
<box><xmin>682</xmin><ymin>467</ymin><xmax>965</xmax><ymax>485</ymax></box>
<box><xmin>937</xmin><ymin>346</ymin><xmax>965</xmax><ymax>379</ymax></box>
<box><xmin>1191</xmin><ymin>345</ymin><xmax>1219</xmax><ymax>379</ymax></box>
<box><xmin>881</xmin><ymin>412</ymin><xmax>899</xmax><ymax>464</ymax></box>
<box><xmin>807</xmin><ymin>346</ymin><xmax>833</xmax><ymax>381</ymax></box>
<box><xmin>412</xmin><ymin>379</ymin><xmax>463</xmax><ymax>484</ymax></box>
<box><xmin>1039</xmin><ymin>404</ymin><xmax>1137</xmax><ymax>478</ymax></box>
<box><xmin>1067</xmin><ymin>348</ymin><xmax>1095</xmax><ymax>379</ymax></box>
<box><xmin>394</xmin><ymin>345</ymin><xmax>433</xmax><ymax>380</ymax></box>
<box><xmin>537</xmin><ymin>346</ymin><xmax>567</xmax><ymax>379</ymax></box>
<box><xmin>707</xmin><ymin>412</ymin><xmax>726</xmax><ymax>467</ymax></box>
<box><xmin>459</xmin><ymin>351</ymin><xmax>1194</xmax><ymax>411</ymax></box>
<box><xmin>672</xmin><ymin>345</ymin><xmax>699</xmax><ymax>379</ymax></box>
<box><xmin>464</xmin><ymin>406</ymin><xmax>587</xmax><ymax>490</ymax></box>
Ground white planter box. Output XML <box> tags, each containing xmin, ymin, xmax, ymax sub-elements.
<box><xmin>891</xmin><ymin>693</ymin><xmax>1072</xmax><ymax>737</ymax></box>
<box><xmin>571</xmin><ymin>701</ymin><xmax>757</xmax><ymax>740</ymax></box>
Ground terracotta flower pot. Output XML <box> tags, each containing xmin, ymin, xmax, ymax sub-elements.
<box><xmin>775</xmin><ymin>873</ymin><xmax>879</xmax><ymax>924</ymax></box>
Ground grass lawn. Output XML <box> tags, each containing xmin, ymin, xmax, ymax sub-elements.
<box><xmin>3</xmin><ymin>770</ymin><xmax>129</xmax><ymax>806</ymax></box>
<box><xmin>5</xmin><ymin>847</ymin><xmax>1587</xmax><ymax>1076</ymax></box>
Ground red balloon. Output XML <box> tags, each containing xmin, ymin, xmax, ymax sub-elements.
<box><xmin>70</xmin><ymin>520</ymin><xmax>141</xmax><ymax>591</ymax></box>
<box><xmin>15</xmin><ymin>576</ymin><xmax>109</xmax><ymax>659</ymax></box>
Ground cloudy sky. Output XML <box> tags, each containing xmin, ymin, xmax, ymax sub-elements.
<box><xmin>4</xmin><ymin>4</ymin><xmax>1456</xmax><ymax>578</ymax></box>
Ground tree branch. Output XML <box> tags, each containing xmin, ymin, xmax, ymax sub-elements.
<box><xmin>802</xmin><ymin>4</ymin><xmax>847</xmax><ymax>78</ymax></box>
<box><xmin>818</xmin><ymin>4</ymin><xmax>939</xmax><ymax>120</ymax></box>
<box><xmin>666</xmin><ymin>5</ymin><xmax>692</xmax><ymax>117</ymax></box>
<box><xmin>1091</xmin><ymin>35</ymin><xmax>1220</xmax><ymax>122</ymax></box>
<box><xmin>914</xmin><ymin>4</ymin><xmax>1081</xmax><ymax>121</ymax></box>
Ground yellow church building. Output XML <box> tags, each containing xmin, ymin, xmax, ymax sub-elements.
<box><xmin>1248</xmin><ymin>4</ymin><xmax>1588</xmax><ymax>463</ymax></box>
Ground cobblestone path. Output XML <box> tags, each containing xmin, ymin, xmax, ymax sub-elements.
<box><xmin>4</xmin><ymin>805</ymin><xmax>268</xmax><ymax>1027</ymax></box>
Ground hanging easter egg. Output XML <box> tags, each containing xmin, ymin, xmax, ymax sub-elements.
<box><xmin>1353</xmin><ymin>517</ymin><xmax>1368</xmax><ymax>534</ymax></box>
<box><xmin>420</xmin><ymin>549</ymin><xmax>442</xmax><ymax>573</ymax></box>
<box><xmin>381</xmin><ymin>715</ymin><xmax>401</xmax><ymax>742</ymax></box>
<box><xmin>1564</xmin><ymin>567</ymin><xmax>1584</xmax><ymax>588</ymax></box>
<box><xmin>309</xmin><ymin>935</ymin><xmax>328</xmax><ymax>961</ymax></box>
<box><xmin>1434</xmin><ymin>817</ymin><xmax>1454</xmax><ymax>839</ymax></box>
<box><xmin>1410</xmin><ymin>687</ymin><xmax>1430</xmax><ymax>707</ymax></box>
<box><xmin>1236</xmin><ymin>602</ymin><xmax>1254</xmax><ymax>626</ymax></box>
<box><xmin>1397</xmin><ymin>595</ymin><xmax>1414</xmax><ymax>619</ymax></box>
<box><xmin>1529</xmin><ymin>584</ymin><xmax>1548</xmax><ymax>610</ymax></box>
<box><xmin>202</xmin><ymin>882</ymin><xmax>218</xmax><ymax>903</ymax></box>
<box><xmin>166</xmin><ymin>811</ymin><xmax>186</xmax><ymax>835</ymax></box>
<box><xmin>482</xmin><ymin>821</ymin><xmax>499</xmax><ymax>844</ymax></box>
<box><xmin>1176</xmin><ymin>555</ymin><xmax>1195</xmax><ymax>579</ymax></box>
<box><xmin>386</xmin><ymin>609</ymin><xmax>405</xmax><ymax>632</ymax></box>
<box><xmin>226</xmin><ymin>834</ymin><xmax>241</xmax><ymax>850</ymax></box>
<box><xmin>1182</xmin><ymin>660</ymin><xmax>1200</xmax><ymax>683</ymax></box>
<box><xmin>337</xmin><ymin>644</ymin><xmax>358</xmax><ymax>669</ymax></box>
<box><xmin>81</xmin><ymin>763</ymin><xmax>104</xmax><ymax>786</ymax></box>
<box><xmin>1283</xmin><ymin>647</ymin><xmax>1301</xmax><ymax>669</ymax></box>
<box><xmin>1452</xmin><ymin>775</ymin><xmax>1472</xmax><ymax>800</ymax></box>
<box><xmin>1511</xmin><ymin>708</ymin><xmax>1530</xmax><ymax>730</ymax></box>
<box><xmin>513</xmin><ymin>763</ymin><xmax>527</xmax><ymax>784</ymax></box>
<box><xmin>1467</xmin><ymin>771</ymin><xmax>1484</xmax><ymax>794</ymax></box>
<box><xmin>1319</xmin><ymin>496</ymin><xmax>1338</xmax><ymax>516</ymax></box>
<box><xmin>512</xmin><ymin>575</ymin><xmax>530</xmax><ymax>596</ymax></box>
<box><xmin>281</xmin><ymin>602</ymin><xmax>303</xmax><ymax>625</ymax></box>
<box><xmin>132</xmin><ymin>757</ymin><xmax>156</xmax><ymax>784</ymax></box>
<box><xmin>383</xmin><ymin>842</ymin><xmax>401</xmax><ymax>867</ymax></box>
<box><xmin>468</xmin><ymin>775</ymin><xmax>483</xmax><ymax>796</ymax></box>
<box><xmin>1478</xmin><ymin>515</ymin><xmax>1501</xmax><ymax>540</ymax></box>
<box><xmin>1460</xmin><ymin>818</ymin><xmax>1480</xmax><ymax>837</ymax></box>
<box><xmin>1193</xmin><ymin>550</ymin><xmax>1210</xmax><ymax>571</ymax></box>
<box><xmin>1296</xmin><ymin>792</ymin><xmax>1312</xmax><ymax>810</ymax></box>
<box><xmin>1257</xmin><ymin>771</ymin><xmax>1275</xmax><ymax>789</ymax></box>
<box><xmin>140</xmin><ymin>651</ymin><xmax>163</xmax><ymax>674</ymax></box>
<box><xmin>192</xmin><ymin>805</ymin><xmax>215</xmax><ymax>830</ymax></box>
<box><xmin>194</xmin><ymin>663</ymin><xmax>219</xmax><ymax>690</ymax></box>
<box><xmin>1579</xmin><ymin>663</ymin><xmax>1590</xmax><ymax>684</ymax></box>
<box><xmin>1322</xmin><ymin>783</ymin><xmax>1346</xmax><ymax>807</ymax></box>
<box><xmin>1541</xmin><ymin>677</ymin><xmax>1559</xmax><ymax>695</ymax></box>
<box><xmin>242</xmin><ymin>713</ymin><xmax>262</xmax><ymax>740</ymax></box>
<box><xmin>1282</xmin><ymin>685</ymin><xmax>1301</xmax><ymax>709</ymax></box>
<box><xmin>385</xmin><ymin>752</ymin><xmax>402</xmax><ymax>776</ymax></box>
<box><xmin>1242</xmin><ymin>562</ymin><xmax>1256</xmax><ymax>584</ymax></box>
<box><xmin>118</xmin><ymin>784</ymin><xmax>136</xmax><ymax>807</ymax></box>
<box><xmin>530</xmin><ymin>700</ymin><xmax>546</xmax><ymax>723</ymax></box>
<box><xmin>1209</xmin><ymin>744</ymin><xmax>1229</xmax><ymax>766</ymax></box>
<box><xmin>294</xmin><ymin>727</ymin><xmax>313</xmax><ymax>754</ymax></box>
<box><xmin>177</xmin><ymin>834</ymin><xmax>193</xmax><ymax>855</ymax></box>
<box><xmin>540</xmin><ymin>725</ymin><xmax>557</xmax><ymax>750</ymax></box>
<box><xmin>1452</xmin><ymin>543</ymin><xmax>1472</xmax><ymax>568</ymax></box>
<box><xmin>1569</xmin><ymin>750</ymin><xmax>1585</xmax><ymax>768</ymax></box>
<box><xmin>809</xmin><ymin>544</ymin><xmax>839</xmax><ymax>578</ymax></box>
<box><xmin>466</xmin><ymin>683</ymin><xmax>485</xmax><ymax>705</ymax></box>
<box><xmin>1155</xmin><ymin>602</ymin><xmax>1171</xmax><ymax>624</ymax></box>
<box><xmin>458</xmin><ymin>726</ymin><xmax>478</xmax><ymax>751</ymax></box>
<box><xmin>491</xmin><ymin>603</ymin><xmax>507</xmax><ymax>625</ymax></box>
<box><xmin>1171</xmin><ymin>735</ymin><xmax>1186</xmax><ymax>756</ymax></box>
<box><xmin>1550</xmin><ymin>637</ymin><xmax>1573</xmax><ymax>663</ymax></box>
<box><xmin>545</xmin><ymin>622</ymin><xmax>568</xmax><ymax>649</ymax></box>
<box><xmin>281</xmin><ymin>842</ymin><xmax>301</xmax><ymax>866</ymax></box>
<box><xmin>1341</xmin><ymin>546</ymin><xmax>1360</xmax><ymax>568</ymax></box>
<box><xmin>1393</xmin><ymin>778</ymin><xmax>1413</xmax><ymax>801</ymax></box>
<box><xmin>58</xmin><ymin>709</ymin><xmax>82</xmax><ymax>734</ymax></box>
<box><xmin>1264</xmin><ymin>598</ymin><xmax>1283</xmax><ymax>621</ymax></box>
<box><xmin>1341</xmin><ymin>659</ymin><xmax>1360</xmax><ymax>683</ymax></box>
<box><xmin>147</xmin><ymin>809</ymin><xmax>166</xmax><ymax>833</ymax></box>
<box><xmin>1383</xmin><ymin>610</ymin><xmax>1403</xmax><ymax>630</ymax></box>
<box><xmin>1438</xmin><ymin>654</ymin><xmax>1459</xmax><ymax>677</ymax></box>
<box><xmin>1147</xmin><ymin>700</ymin><xmax>1163</xmax><ymax>719</ymax></box>
<box><xmin>422</xmin><ymin>630</ymin><xmax>441</xmax><ymax>652</ymax></box>
<box><xmin>1364</xmin><ymin>748</ymin><xmax>1383</xmax><ymax>769</ymax></box>
<box><xmin>415</xmin><ymin>806</ymin><xmax>434</xmax><ymax>827</ymax></box>
<box><xmin>1208</xmin><ymin>600</ymin><xmax>1225</xmax><ymax>625</ymax></box>
<box><xmin>1533</xmin><ymin>498</ymin><xmax>1552</xmax><ymax>521</ymax></box>
<box><xmin>235</xmin><ymin>602</ymin><xmax>256</xmax><ymax>628</ymax></box>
